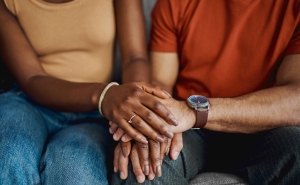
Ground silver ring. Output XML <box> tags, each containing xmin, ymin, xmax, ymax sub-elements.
<box><xmin>128</xmin><ymin>114</ymin><xmax>136</xmax><ymax>124</ymax></box>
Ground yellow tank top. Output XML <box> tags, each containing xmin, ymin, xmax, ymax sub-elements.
<box><xmin>4</xmin><ymin>0</ymin><xmax>115</xmax><ymax>83</ymax></box>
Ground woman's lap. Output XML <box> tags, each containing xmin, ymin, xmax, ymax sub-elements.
<box><xmin>0</xmin><ymin>89</ymin><xmax>113</xmax><ymax>185</ymax></box>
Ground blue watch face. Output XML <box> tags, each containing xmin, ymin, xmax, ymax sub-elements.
<box><xmin>188</xmin><ymin>95</ymin><xmax>208</xmax><ymax>104</ymax></box>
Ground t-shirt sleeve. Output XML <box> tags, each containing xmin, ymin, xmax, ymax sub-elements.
<box><xmin>149</xmin><ymin>0</ymin><xmax>180</xmax><ymax>52</ymax></box>
<box><xmin>3</xmin><ymin>0</ymin><xmax>17</xmax><ymax>15</ymax></box>
<box><xmin>285</xmin><ymin>17</ymin><xmax>300</xmax><ymax>55</ymax></box>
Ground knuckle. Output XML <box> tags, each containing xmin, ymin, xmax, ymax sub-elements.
<box><xmin>155</xmin><ymin>157</ymin><xmax>161</xmax><ymax>164</ymax></box>
<box><xmin>159</xmin><ymin>125</ymin><xmax>168</xmax><ymax>132</ymax></box>
<box><xmin>165</xmin><ymin>111</ymin><xmax>172</xmax><ymax>118</ymax></box>
<box><xmin>123</xmin><ymin>96</ymin><xmax>132</xmax><ymax>105</ymax></box>
<box><xmin>142</xmin><ymin>157</ymin><xmax>149</xmax><ymax>162</ymax></box>
<box><xmin>132</xmin><ymin>88</ymin><xmax>142</xmax><ymax>97</ymax></box>
<box><xmin>134</xmin><ymin>120</ymin><xmax>143</xmax><ymax>128</ymax></box>
<box><xmin>153</xmin><ymin>101</ymin><xmax>164</xmax><ymax>111</ymax></box>
<box><xmin>152</xmin><ymin>141</ymin><xmax>160</xmax><ymax>148</ymax></box>
<box><xmin>138</xmin><ymin>143</ymin><xmax>149</xmax><ymax>150</ymax></box>
<box><xmin>145</xmin><ymin>111</ymin><xmax>155</xmax><ymax>121</ymax></box>
<box><xmin>162</xmin><ymin>137</ymin><xmax>169</xmax><ymax>143</ymax></box>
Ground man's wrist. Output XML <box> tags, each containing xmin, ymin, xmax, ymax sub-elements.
<box><xmin>182</xmin><ymin>102</ymin><xmax>197</xmax><ymax>130</ymax></box>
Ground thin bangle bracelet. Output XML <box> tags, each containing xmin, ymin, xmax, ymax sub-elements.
<box><xmin>98</xmin><ymin>82</ymin><xmax>119</xmax><ymax>116</ymax></box>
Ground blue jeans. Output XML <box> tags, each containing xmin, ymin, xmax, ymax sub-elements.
<box><xmin>0</xmin><ymin>87</ymin><xmax>114</xmax><ymax>185</ymax></box>
<box><xmin>112</xmin><ymin>127</ymin><xmax>300</xmax><ymax>185</ymax></box>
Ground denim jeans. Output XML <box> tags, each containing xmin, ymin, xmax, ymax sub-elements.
<box><xmin>112</xmin><ymin>126</ymin><xmax>300</xmax><ymax>185</ymax></box>
<box><xmin>0</xmin><ymin>87</ymin><xmax>114</xmax><ymax>185</ymax></box>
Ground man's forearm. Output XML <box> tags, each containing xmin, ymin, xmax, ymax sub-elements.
<box><xmin>161</xmin><ymin>84</ymin><xmax>300</xmax><ymax>134</ymax></box>
<box><xmin>207</xmin><ymin>84</ymin><xmax>300</xmax><ymax>133</ymax></box>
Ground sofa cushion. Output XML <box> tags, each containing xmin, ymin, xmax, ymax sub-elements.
<box><xmin>189</xmin><ymin>172</ymin><xmax>248</xmax><ymax>185</ymax></box>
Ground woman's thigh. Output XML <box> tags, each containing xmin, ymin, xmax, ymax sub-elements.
<box><xmin>40</xmin><ymin>122</ymin><xmax>114</xmax><ymax>185</ymax></box>
<box><xmin>0</xmin><ymin>91</ymin><xmax>49</xmax><ymax>184</ymax></box>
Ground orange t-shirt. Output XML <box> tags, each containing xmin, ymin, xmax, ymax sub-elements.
<box><xmin>150</xmin><ymin>0</ymin><xmax>300</xmax><ymax>100</ymax></box>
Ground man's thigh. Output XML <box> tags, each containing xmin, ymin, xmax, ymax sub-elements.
<box><xmin>206</xmin><ymin>126</ymin><xmax>300</xmax><ymax>185</ymax></box>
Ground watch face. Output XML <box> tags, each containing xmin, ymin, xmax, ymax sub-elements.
<box><xmin>187</xmin><ymin>95</ymin><xmax>209</xmax><ymax>109</ymax></box>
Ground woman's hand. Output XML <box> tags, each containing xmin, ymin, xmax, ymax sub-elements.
<box><xmin>102</xmin><ymin>82</ymin><xmax>178</xmax><ymax>144</ymax></box>
<box><xmin>109</xmin><ymin>96</ymin><xmax>196</xmax><ymax>142</ymax></box>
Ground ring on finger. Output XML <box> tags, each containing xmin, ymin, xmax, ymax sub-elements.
<box><xmin>128</xmin><ymin>114</ymin><xmax>137</xmax><ymax>124</ymax></box>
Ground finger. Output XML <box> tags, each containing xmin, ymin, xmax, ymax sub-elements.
<box><xmin>159</xmin><ymin>136</ymin><xmax>169</xmax><ymax>160</ymax></box>
<box><xmin>170</xmin><ymin>133</ymin><xmax>183</xmax><ymax>160</ymax></box>
<box><xmin>120</xmin><ymin>141</ymin><xmax>131</xmax><ymax>158</ymax></box>
<box><xmin>132</xmin><ymin>97</ymin><xmax>178</xmax><ymax>140</ymax></box>
<box><xmin>126</xmin><ymin>114</ymin><xmax>170</xmax><ymax>143</ymax></box>
<box><xmin>149</xmin><ymin>139</ymin><xmax>162</xmax><ymax>177</ymax></box>
<box><xmin>116</xmin><ymin>119</ymin><xmax>148</xmax><ymax>144</ymax></box>
<box><xmin>165</xmin><ymin>138</ymin><xmax>171</xmax><ymax>156</ymax></box>
<box><xmin>138</xmin><ymin>83</ymin><xmax>178</xmax><ymax>127</ymax></box>
<box><xmin>121</xmin><ymin>134</ymin><xmax>133</xmax><ymax>142</ymax></box>
<box><xmin>147</xmin><ymin>161</ymin><xmax>155</xmax><ymax>180</ymax></box>
<box><xmin>118</xmin><ymin>143</ymin><xmax>129</xmax><ymax>180</ymax></box>
<box><xmin>130</xmin><ymin>144</ymin><xmax>146</xmax><ymax>183</ymax></box>
<box><xmin>109</xmin><ymin>121</ymin><xmax>119</xmax><ymax>134</ymax></box>
<box><xmin>136</xmin><ymin>141</ymin><xmax>150</xmax><ymax>175</ymax></box>
<box><xmin>113</xmin><ymin>143</ymin><xmax>121</xmax><ymax>173</ymax></box>
<box><xmin>113</xmin><ymin>128</ymin><xmax>125</xmax><ymax>141</ymax></box>
<box><xmin>139</xmin><ymin>82</ymin><xmax>172</xmax><ymax>99</ymax></box>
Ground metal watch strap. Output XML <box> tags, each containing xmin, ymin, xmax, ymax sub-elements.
<box><xmin>192</xmin><ymin>109</ymin><xmax>208</xmax><ymax>128</ymax></box>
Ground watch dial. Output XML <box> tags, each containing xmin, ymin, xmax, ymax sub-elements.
<box><xmin>189</xmin><ymin>95</ymin><xmax>208</xmax><ymax>104</ymax></box>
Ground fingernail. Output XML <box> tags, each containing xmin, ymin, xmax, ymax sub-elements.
<box><xmin>121</xmin><ymin>135</ymin><xmax>126</xmax><ymax>142</ymax></box>
<box><xmin>114</xmin><ymin>166</ymin><xmax>117</xmax><ymax>172</ymax></box>
<box><xmin>109</xmin><ymin>127</ymin><xmax>112</xmax><ymax>134</ymax></box>
<box><xmin>109</xmin><ymin>121</ymin><xmax>112</xmax><ymax>125</ymax></box>
<box><xmin>156</xmin><ymin>136</ymin><xmax>165</xmax><ymax>143</ymax></box>
<box><xmin>144</xmin><ymin>165</ymin><xmax>149</xmax><ymax>175</ymax></box>
<box><xmin>156</xmin><ymin>166</ymin><xmax>162</xmax><ymax>177</ymax></box>
<box><xmin>120</xmin><ymin>172</ymin><xmax>125</xmax><ymax>179</ymax></box>
<box><xmin>163</xmin><ymin>90</ymin><xmax>172</xmax><ymax>98</ymax></box>
<box><xmin>165</xmin><ymin>130</ymin><xmax>174</xmax><ymax>138</ymax></box>
<box><xmin>148</xmin><ymin>173</ymin><xmax>155</xmax><ymax>180</ymax></box>
<box><xmin>172</xmin><ymin>118</ymin><xmax>178</xmax><ymax>126</ymax></box>
<box><xmin>173</xmin><ymin>151</ymin><xmax>179</xmax><ymax>160</ymax></box>
<box><xmin>165</xmin><ymin>147</ymin><xmax>170</xmax><ymax>156</ymax></box>
<box><xmin>137</xmin><ymin>175</ymin><xmax>144</xmax><ymax>183</ymax></box>
<box><xmin>113</xmin><ymin>134</ymin><xmax>118</xmax><ymax>141</ymax></box>
<box><xmin>141</xmin><ymin>138</ymin><xmax>148</xmax><ymax>144</ymax></box>
<box><xmin>122</xmin><ymin>147</ymin><xmax>128</xmax><ymax>157</ymax></box>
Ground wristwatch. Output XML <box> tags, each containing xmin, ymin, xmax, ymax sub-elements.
<box><xmin>186</xmin><ymin>95</ymin><xmax>210</xmax><ymax>128</ymax></box>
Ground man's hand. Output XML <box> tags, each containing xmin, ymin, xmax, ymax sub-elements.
<box><xmin>113</xmin><ymin>133</ymin><xmax>183</xmax><ymax>183</ymax></box>
<box><xmin>102</xmin><ymin>82</ymin><xmax>178</xmax><ymax>144</ymax></box>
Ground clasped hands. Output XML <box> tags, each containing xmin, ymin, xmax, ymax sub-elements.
<box><xmin>101</xmin><ymin>82</ymin><xmax>195</xmax><ymax>183</ymax></box>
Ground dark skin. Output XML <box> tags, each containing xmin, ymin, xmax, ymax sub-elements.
<box><xmin>0</xmin><ymin>0</ymin><xmax>179</xmax><ymax>143</ymax></box>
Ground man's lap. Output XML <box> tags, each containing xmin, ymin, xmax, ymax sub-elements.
<box><xmin>112</xmin><ymin>127</ymin><xmax>300</xmax><ymax>185</ymax></box>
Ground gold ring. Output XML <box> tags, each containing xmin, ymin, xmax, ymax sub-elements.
<box><xmin>128</xmin><ymin>114</ymin><xmax>136</xmax><ymax>124</ymax></box>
